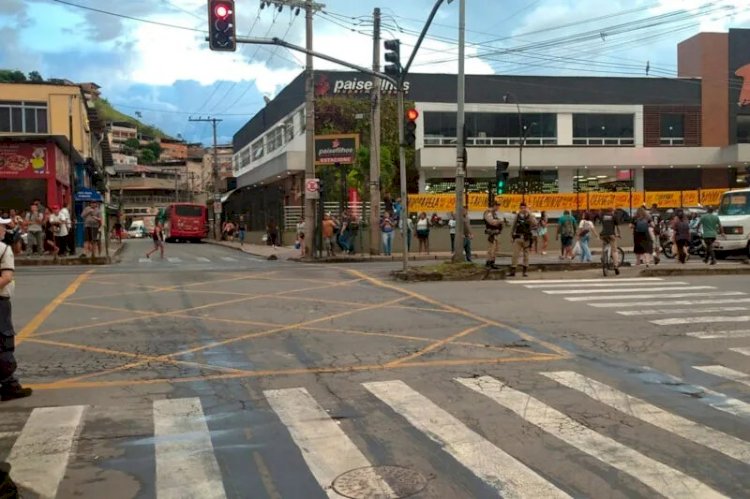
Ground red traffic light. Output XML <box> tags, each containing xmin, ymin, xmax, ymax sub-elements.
<box><xmin>214</xmin><ymin>3</ymin><xmax>230</xmax><ymax>19</ymax></box>
<box><xmin>406</xmin><ymin>108</ymin><xmax>419</xmax><ymax>121</ymax></box>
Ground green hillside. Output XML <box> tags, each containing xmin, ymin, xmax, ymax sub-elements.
<box><xmin>95</xmin><ymin>98</ymin><xmax>170</xmax><ymax>139</ymax></box>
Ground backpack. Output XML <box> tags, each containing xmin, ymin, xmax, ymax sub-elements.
<box><xmin>561</xmin><ymin>218</ymin><xmax>575</xmax><ymax>237</ymax></box>
<box><xmin>635</xmin><ymin>218</ymin><xmax>649</xmax><ymax>233</ymax></box>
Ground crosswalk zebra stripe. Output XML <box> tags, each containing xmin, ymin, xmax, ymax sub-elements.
<box><xmin>508</xmin><ymin>278</ymin><xmax>665</xmax><ymax>284</ymax></box>
<box><xmin>364</xmin><ymin>380</ymin><xmax>570</xmax><ymax>498</ymax></box>
<box><xmin>221</xmin><ymin>257</ymin><xmax>237</xmax><ymax>262</ymax></box>
<box><xmin>457</xmin><ymin>376</ymin><xmax>727</xmax><ymax>499</ymax></box>
<box><xmin>693</xmin><ymin>366</ymin><xmax>750</xmax><ymax>387</ymax></box>
<box><xmin>167</xmin><ymin>257</ymin><xmax>182</xmax><ymax>263</ymax></box>
<box><xmin>139</xmin><ymin>257</ymin><xmax>152</xmax><ymax>263</ymax></box>
<box><xmin>195</xmin><ymin>257</ymin><xmax>211</xmax><ymax>262</ymax></box>
<box><xmin>618</xmin><ymin>306</ymin><xmax>749</xmax><ymax>316</ymax></box>
<box><xmin>7</xmin><ymin>405</ymin><xmax>85</xmax><ymax>499</ymax></box>
<box><xmin>265</xmin><ymin>388</ymin><xmax>394</xmax><ymax>498</ymax></box>
<box><xmin>544</xmin><ymin>286</ymin><xmax>716</xmax><ymax>295</ymax></box>
<box><xmin>153</xmin><ymin>398</ymin><xmax>227</xmax><ymax>499</ymax></box>
<box><xmin>542</xmin><ymin>371</ymin><xmax>750</xmax><ymax>465</ymax></box>
<box><xmin>651</xmin><ymin>316</ymin><xmax>750</xmax><ymax>326</ymax></box>
<box><xmin>526</xmin><ymin>281</ymin><xmax>687</xmax><ymax>289</ymax></box>
<box><xmin>591</xmin><ymin>298</ymin><xmax>750</xmax><ymax>308</ymax></box>
<box><xmin>688</xmin><ymin>330</ymin><xmax>750</xmax><ymax>339</ymax></box>
<box><xmin>565</xmin><ymin>291</ymin><xmax>745</xmax><ymax>302</ymax></box>
<box><xmin>731</xmin><ymin>347</ymin><xmax>750</xmax><ymax>356</ymax></box>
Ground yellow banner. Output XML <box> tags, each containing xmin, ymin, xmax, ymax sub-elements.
<box><xmin>407</xmin><ymin>188</ymin><xmax>730</xmax><ymax>213</ymax></box>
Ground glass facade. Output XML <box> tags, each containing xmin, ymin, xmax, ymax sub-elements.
<box><xmin>572</xmin><ymin>113</ymin><xmax>634</xmax><ymax>145</ymax></box>
<box><xmin>660</xmin><ymin>113</ymin><xmax>685</xmax><ymax>145</ymax></box>
<box><xmin>424</xmin><ymin>112</ymin><xmax>557</xmax><ymax>146</ymax></box>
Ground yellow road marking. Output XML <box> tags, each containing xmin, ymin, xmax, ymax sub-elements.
<box><xmin>347</xmin><ymin>269</ymin><xmax>571</xmax><ymax>358</ymax></box>
<box><xmin>386</xmin><ymin>324</ymin><xmax>489</xmax><ymax>367</ymax></box>
<box><xmin>253</xmin><ymin>452</ymin><xmax>282</xmax><ymax>499</ymax></box>
<box><xmin>17</xmin><ymin>270</ymin><xmax>94</xmax><ymax>345</ymax></box>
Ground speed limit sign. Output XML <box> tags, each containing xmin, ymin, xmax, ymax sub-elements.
<box><xmin>305</xmin><ymin>178</ymin><xmax>320</xmax><ymax>199</ymax></box>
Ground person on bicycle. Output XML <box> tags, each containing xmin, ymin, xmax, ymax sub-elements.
<box><xmin>600</xmin><ymin>208</ymin><xmax>621</xmax><ymax>275</ymax></box>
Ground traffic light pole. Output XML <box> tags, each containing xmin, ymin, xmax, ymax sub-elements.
<box><xmin>452</xmin><ymin>0</ymin><xmax>466</xmax><ymax>263</ymax></box>
<box><xmin>397</xmin><ymin>87</ymin><xmax>408</xmax><ymax>271</ymax></box>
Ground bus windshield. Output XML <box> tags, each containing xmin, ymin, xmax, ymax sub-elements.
<box><xmin>718</xmin><ymin>193</ymin><xmax>750</xmax><ymax>216</ymax></box>
<box><xmin>174</xmin><ymin>205</ymin><xmax>204</xmax><ymax>217</ymax></box>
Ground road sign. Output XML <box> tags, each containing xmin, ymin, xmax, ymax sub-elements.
<box><xmin>305</xmin><ymin>178</ymin><xmax>320</xmax><ymax>200</ymax></box>
<box><xmin>214</xmin><ymin>193</ymin><xmax>222</xmax><ymax>201</ymax></box>
<box><xmin>213</xmin><ymin>201</ymin><xmax>222</xmax><ymax>214</ymax></box>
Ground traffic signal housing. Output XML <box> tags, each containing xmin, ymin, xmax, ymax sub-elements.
<box><xmin>495</xmin><ymin>160</ymin><xmax>509</xmax><ymax>194</ymax></box>
<box><xmin>208</xmin><ymin>0</ymin><xmax>236</xmax><ymax>52</ymax></box>
<box><xmin>405</xmin><ymin>108</ymin><xmax>418</xmax><ymax>147</ymax></box>
<box><xmin>384</xmin><ymin>39</ymin><xmax>401</xmax><ymax>78</ymax></box>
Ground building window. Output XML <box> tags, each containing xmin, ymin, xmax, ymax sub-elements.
<box><xmin>660</xmin><ymin>113</ymin><xmax>684</xmax><ymax>145</ymax></box>
<box><xmin>284</xmin><ymin>119</ymin><xmax>294</xmax><ymax>142</ymax></box>
<box><xmin>738</xmin><ymin>115</ymin><xmax>750</xmax><ymax>144</ymax></box>
<box><xmin>298</xmin><ymin>109</ymin><xmax>306</xmax><ymax>133</ymax></box>
<box><xmin>251</xmin><ymin>140</ymin><xmax>264</xmax><ymax>161</ymax></box>
<box><xmin>0</xmin><ymin>101</ymin><xmax>48</xmax><ymax>133</ymax></box>
<box><xmin>424</xmin><ymin>112</ymin><xmax>557</xmax><ymax>146</ymax></box>
<box><xmin>266</xmin><ymin>127</ymin><xmax>284</xmax><ymax>153</ymax></box>
<box><xmin>572</xmin><ymin>113</ymin><xmax>634</xmax><ymax>145</ymax></box>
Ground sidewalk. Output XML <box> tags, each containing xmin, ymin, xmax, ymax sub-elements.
<box><xmin>207</xmin><ymin>240</ymin><xmax>298</xmax><ymax>260</ymax></box>
<box><xmin>14</xmin><ymin>241</ymin><xmax>126</xmax><ymax>266</ymax></box>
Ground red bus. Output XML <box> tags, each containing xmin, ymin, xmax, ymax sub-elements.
<box><xmin>162</xmin><ymin>203</ymin><xmax>208</xmax><ymax>242</ymax></box>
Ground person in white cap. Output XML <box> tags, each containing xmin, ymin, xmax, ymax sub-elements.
<box><xmin>0</xmin><ymin>217</ymin><xmax>32</xmax><ymax>401</ymax></box>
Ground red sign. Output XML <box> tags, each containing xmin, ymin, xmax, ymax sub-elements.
<box><xmin>0</xmin><ymin>143</ymin><xmax>50</xmax><ymax>178</ymax></box>
<box><xmin>737</xmin><ymin>63</ymin><xmax>750</xmax><ymax>107</ymax></box>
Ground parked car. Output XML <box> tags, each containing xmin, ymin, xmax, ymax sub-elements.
<box><xmin>127</xmin><ymin>221</ymin><xmax>148</xmax><ymax>238</ymax></box>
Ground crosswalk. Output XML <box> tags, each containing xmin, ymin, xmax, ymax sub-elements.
<box><xmin>137</xmin><ymin>255</ymin><xmax>253</xmax><ymax>264</ymax></box>
<box><xmin>1</xmin><ymin>369</ymin><xmax>748</xmax><ymax>498</ymax></box>
<box><xmin>509</xmin><ymin>277</ymin><xmax>750</xmax><ymax>405</ymax></box>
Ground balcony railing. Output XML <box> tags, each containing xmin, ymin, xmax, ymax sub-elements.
<box><xmin>572</xmin><ymin>137</ymin><xmax>635</xmax><ymax>146</ymax></box>
<box><xmin>659</xmin><ymin>137</ymin><xmax>685</xmax><ymax>145</ymax></box>
<box><xmin>424</xmin><ymin>136</ymin><xmax>558</xmax><ymax>146</ymax></box>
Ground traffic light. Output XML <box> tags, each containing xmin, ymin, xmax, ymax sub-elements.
<box><xmin>495</xmin><ymin>160</ymin><xmax>509</xmax><ymax>194</ymax></box>
<box><xmin>405</xmin><ymin>108</ymin><xmax>418</xmax><ymax>147</ymax></box>
<box><xmin>208</xmin><ymin>0</ymin><xmax>236</xmax><ymax>52</ymax></box>
<box><xmin>384</xmin><ymin>39</ymin><xmax>401</xmax><ymax>77</ymax></box>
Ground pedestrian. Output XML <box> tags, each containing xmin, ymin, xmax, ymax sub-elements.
<box><xmin>6</xmin><ymin>210</ymin><xmax>22</xmax><ymax>256</ymax></box>
<box><xmin>556</xmin><ymin>209</ymin><xmax>577</xmax><ymax>260</ymax></box>
<box><xmin>0</xmin><ymin>217</ymin><xmax>33</xmax><ymax>401</ymax></box>
<box><xmin>537</xmin><ymin>210</ymin><xmax>549</xmax><ymax>255</ymax></box>
<box><xmin>267</xmin><ymin>218</ymin><xmax>280</xmax><ymax>250</ymax></box>
<box><xmin>483</xmin><ymin>201</ymin><xmax>503</xmax><ymax>269</ymax></box>
<box><xmin>577</xmin><ymin>212</ymin><xmax>597</xmax><ymax>263</ymax></box>
<box><xmin>462</xmin><ymin>206</ymin><xmax>473</xmax><ymax>262</ymax></box>
<box><xmin>340</xmin><ymin>209</ymin><xmax>358</xmax><ymax>255</ymax></box>
<box><xmin>295</xmin><ymin>218</ymin><xmax>305</xmax><ymax>255</ymax></box>
<box><xmin>416</xmin><ymin>212</ymin><xmax>430</xmax><ymax>254</ymax></box>
<box><xmin>322</xmin><ymin>213</ymin><xmax>337</xmax><ymax>257</ymax></box>
<box><xmin>402</xmin><ymin>215</ymin><xmax>414</xmax><ymax>252</ymax></box>
<box><xmin>81</xmin><ymin>201</ymin><xmax>102</xmax><ymax>258</ymax></box>
<box><xmin>24</xmin><ymin>201</ymin><xmax>44</xmax><ymax>256</ymax></box>
<box><xmin>600</xmin><ymin>208</ymin><xmax>621</xmax><ymax>274</ymax></box>
<box><xmin>697</xmin><ymin>206</ymin><xmax>722</xmax><ymax>265</ymax></box>
<box><xmin>146</xmin><ymin>221</ymin><xmax>165</xmax><ymax>259</ymax></box>
<box><xmin>49</xmin><ymin>206</ymin><xmax>66</xmax><ymax>258</ymax></box>
<box><xmin>237</xmin><ymin>219</ymin><xmax>247</xmax><ymax>246</ymax></box>
<box><xmin>508</xmin><ymin>202</ymin><xmax>537</xmax><ymax>277</ymax></box>
<box><xmin>632</xmin><ymin>207</ymin><xmax>653</xmax><ymax>266</ymax></box>
<box><xmin>448</xmin><ymin>212</ymin><xmax>457</xmax><ymax>253</ymax></box>
<box><xmin>673</xmin><ymin>211</ymin><xmax>691</xmax><ymax>264</ymax></box>
<box><xmin>380</xmin><ymin>211</ymin><xmax>395</xmax><ymax>256</ymax></box>
<box><xmin>43</xmin><ymin>207</ymin><xmax>58</xmax><ymax>256</ymax></box>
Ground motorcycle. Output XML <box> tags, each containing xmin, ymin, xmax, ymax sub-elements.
<box><xmin>660</xmin><ymin>227</ymin><xmax>706</xmax><ymax>260</ymax></box>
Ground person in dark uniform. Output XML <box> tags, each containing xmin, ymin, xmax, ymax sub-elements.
<box><xmin>0</xmin><ymin>217</ymin><xmax>33</xmax><ymax>402</ymax></box>
<box><xmin>508</xmin><ymin>202</ymin><xmax>537</xmax><ymax>277</ymax></box>
<box><xmin>483</xmin><ymin>201</ymin><xmax>503</xmax><ymax>269</ymax></box>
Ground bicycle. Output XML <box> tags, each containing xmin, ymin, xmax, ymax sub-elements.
<box><xmin>601</xmin><ymin>236</ymin><xmax>624</xmax><ymax>276</ymax></box>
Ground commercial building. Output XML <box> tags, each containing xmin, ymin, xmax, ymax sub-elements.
<box><xmin>231</xmin><ymin>28</ymin><xmax>750</xmax><ymax>215</ymax></box>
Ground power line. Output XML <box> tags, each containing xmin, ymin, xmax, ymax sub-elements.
<box><xmin>50</xmin><ymin>0</ymin><xmax>205</xmax><ymax>32</ymax></box>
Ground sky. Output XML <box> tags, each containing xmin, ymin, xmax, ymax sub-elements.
<box><xmin>1</xmin><ymin>0</ymin><xmax>748</xmax><ymax>146</ymax></box>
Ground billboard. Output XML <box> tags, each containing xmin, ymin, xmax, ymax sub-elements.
<box><xmin>0</xmin><ymin>142</ymin><xmax>50</xmax><ymax>178</ymax></box>
<box><xmin>314</xmin><ymin>134</ymin><xmax>359</xmax><ymax>165</ymax></box>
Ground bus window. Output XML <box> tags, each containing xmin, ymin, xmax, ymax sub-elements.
<box><xmin>175</xmin><ymin>205</ymin><xmax>204</xmax><ymax>217</ymax></box>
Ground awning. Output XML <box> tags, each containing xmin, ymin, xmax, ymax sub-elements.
<box><xmin>220</xmin><ymin>188</ymin><xmax>238</xmax><ymax>203</ymax></box>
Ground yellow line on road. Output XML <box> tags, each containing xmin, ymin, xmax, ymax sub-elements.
<box><xmin>16</xmin><ymin>270</ymin><xmax>94</xmax><ymax>345</ymax></box>
<box><xmin>386</xmin><ymin>324</ymin><xmax>489</xmax><ymax>367</ymax></box>
<box><xmin>253</xmin><ymin>452</ymin><xmax>282</xmax><ymax>499</ymax></box>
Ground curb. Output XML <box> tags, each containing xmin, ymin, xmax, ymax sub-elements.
<box><xmin>204</xmin><ymin>239</ymin><xmax>291</xmax><ymax>261</ymax></box>
<box><xmin>640</xmin><ymin>262</ymin><xmax>750</xmax><ymax>276</ymax></box>
<box><xmin>15</xmin><ymin>242</ymin><xmax>127</xmax><ymax>267</ymax></box>
<box><xmin>391</xmin><ymin>261</ymin><xmax>630</xmax><ymax>282</ymax></box>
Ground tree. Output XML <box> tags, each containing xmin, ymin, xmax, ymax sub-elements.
<box><xmin>139</xmin><ymin>148</ymin><xmax>157</xmax><ymax>164</ymax></box>
<box><xmin>145</xmin><ymin>141</ymin><xmax>162</xmax><ymax>160</ymax></box>
<box><xmin>122</xmin><ymin>138</ymin><xmax>140</xmax><ymax>155</ymax></box>
<box><xmin>27</xmin><ymin>71</ymin><xmax>43</xmax><ymax>82</ymax></box>
<box><xmin>0</xmin><ymin>70</ymin><xmax>28</xmax><ymax>83</ymax></box>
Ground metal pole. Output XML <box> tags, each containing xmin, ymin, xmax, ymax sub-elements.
<box><xmin>452</xmin><ymin>0</ymin><xmax>466</xmax><ymax>263</ymax></box>
<box><xmin>212</xmin><ymin>120</ymin><xmax>220</xmax><ymax>238</ymax></box>
<box><xmin>398</xmin><ymin>87</ymin><xmax>408</xmax><ymax>271</ymax></box>
<box><xmin>369</xmin><ymin>7</ymin><xmax>382</xmax><ymax>256</ymax></box>
<box><xmin>516</xmin><ymin>101</ymin><xmax>524</xmax><ymax>203</ymax></box>
<box><xmin>68</xmin><ymin>95</ymin><xmax>77</xmax><ymax>253</ymax></box>
<box><xmin>303</xmin><ymin>0</ymin><xmax>316</xmax><ymax>259</ymax></box>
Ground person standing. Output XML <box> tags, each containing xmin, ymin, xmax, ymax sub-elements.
<box><xmin>462</xmin><ymin>207</ymin><xmax>473</xmax><ymax>262</ymax></box>
<box><xmin>483</xmin><ymin>201</ymin><xmax>503</xmax><ymax>269</ymax></box>
<box><xmin>322</xmin><ymin>213</ymin><xmax>337</xmax><ymax>257</ymax></box>
<box><xmin>81</xmin><ymin>201</ymin><xmax>102</xmax><ymax>258</ymax></box>
<box><xmin>632</xmin><ymin>207</ymin><xmax>652</xmax><ymax>266</ymax></box>
<box><xmin>577</xmin><ymin>212</ymin><xmax>597</xmax><ymax>263</ymax></box>
<box><xmin>697</xmin><ymin>206</ymin><xmax>722</xmax><ymax>265</ymax></box>
<box><xmin>537</xmin><ymin>211</ymin><xmax>549</xmax><ymax>255</ymax></box>
<box><xmin>416</xmin><ymin>212</ymin><xmax>430</xmax><ymax>254</ymax></box>
<box><xmin>267</xmin><ymin>218</ymin><xmax>280</xmax><ymax>249</ymax></box>
<box><xmin>0</xmin><ymin>217</ymin><xmax>32</xmax><ymax>401</ymax></box>
<box><xmin>448</xmin><ymin>212</ymin><xmax>457</xmax><ymax>253</ymax></box>
<box><xmin>146</xmin><ymin>221</ymin><xmax>165</xmax><ymax>259</ymax></box>
<box><xmin>237</xmin><ymin>218</ymin><xmax>247</xmax><ymax>247</ymax></box>
<box><xmin>380</xmin><ymin>211</ymin><xmax>395</xmax><ymax>256</ymax></box>
<box><xmin>508</xmin><ymin>202</ymin><xmax>537</xmax><ymax>277</ymax></box>
<box><xmin>600</xmin><ymin>208</ymin><xmax>621</xmax><ymax>274</ymax></box>
<box><xmin>556</xmin><ymin>210</ymin><xmax>577</xmax><ymax>260</ymax></box>
<box><xmin>24</xmin><ymin>202</ymin><xmax>44</xmax><ymax>256</ymax></box>
<box><xmin>61</xmin><ymin>203</ymin><xmax>74</xmax><ymax>256</ymax></box>
<box><xmin>672</xmin><ymin>212</ymin><xmax>691</xmax><ymax>264</ymax></box>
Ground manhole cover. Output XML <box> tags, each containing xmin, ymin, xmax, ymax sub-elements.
<box><xmin>332</xmin><ymin>465</ymin><xmax>428</xmax><ymax>499</ymax></box>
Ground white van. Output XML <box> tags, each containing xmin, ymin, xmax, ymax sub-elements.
<box><xmin>714</xmin><ymin>188</ymin><xmax>750</xmax><ymax>259</ymax></box>
<box><xmin>127</xmin><ymin>220</ymin><xmax>147</xmax><ymax>238</ymax></box>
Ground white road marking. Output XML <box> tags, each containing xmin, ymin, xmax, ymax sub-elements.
<box><xmin>618</xmin><ymin>306</ymin><xmax>748</xmax><ymax>316</ymax></box>
<box><xmin>688</xmin><ymin>330</ymin><xmax>750</xmax><ymax>339</ymax></box>
<box><xmin>544</xmin><ymin>286</ymin><xmax>716</xmax><ymax>295</ymax></box>
<box><xmin>139</xmin><ymin>257</ymin><xmax>152</xmax><ymax>263</ymax></box>
<box><xmin>166</xmin><ymin>257</ymin><xmax>182</xmax><ymax>263</ymax></box>
<box><xmin>220</xmin><ymin>257</ymin><xmax>238</xmax><ymax>262</ymax></box>
<box><xmin>363</xmin><ymin>380</ymin><xmax>570</xmax><ymax>498</ymax></box>
<box><xmin>195</xmin><ymin>257</ymin><xmax>211</xmax><ymax>263</ymax></box>
<box><xmin>566</xmin><ymin>291</ymin><xmax>745</xmax><ymax>302</ymax></box>
<box><xmin>7</xmin><ymin>405</ymin><xmax>86</xmax><ymax>499</ymax></box>
<box><xmin>651</xmin><ymin>316</ymin><xmax>750</xmax><ymax>326</ymax></box>
<box><xmin>153</xmin><ymin>398</ymin><xmax>226</xmax><ymax>499</ymax></box>
<box><xmin>694</xmin><ymin>366</ymin><xmax>750</xmax><ymax>387</ymax></box>
<box><xmin>542</xmin><ymin>371</ymin><xmax>750</xmax><ymax>465</ymax></box>
<box><xmin>508</xmin><ymin>278</ymin><xmax>664</xmax><ymax>284</ymax></box>
<box><xmin>591</xmin><ymin>298</ymin><xmax>750</xmax><ymax>308</ymax></box>
<box><xmin>731</xmin><ymin>347</ymin><xmax>750</xmax><ymax>356</ymax></box>
<box><xmin>526</xmin><ymin>281</ymin><xmax>687</xmax><ymax>289</ymax></box>
<box><xmin>457</xmin><ymin>376</ymin><xmax>726</xmax><ymax>499</ymax></box>
<box><xmin>265</xmin><ymin>387</ymin><xmax>393</xmax><ymax>498</ymax></box>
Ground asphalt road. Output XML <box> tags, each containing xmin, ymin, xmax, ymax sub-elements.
<box><xmin>2</xmin><ymin>239</ymin><xmax>749</xmax><ymax>498</ymax></box>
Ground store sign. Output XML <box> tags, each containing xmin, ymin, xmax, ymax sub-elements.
<box><xmin>75</xmin><ymin>187</ymin><xmax>102</xmax><ymax>202</ymax></box>
<box><xmin>314</xmin><ymin>134</ymin><xmax>359</xmax><ymax>165</ymax></box>
<box><xmin>315</xmin><ymin>75</ymin><xmax>410</xmax><ymax>97</ymax></box>
<box><xmin>0</xmin><ymin>143</ymin><xmax>49</xmax><ymax>178</ymax></box>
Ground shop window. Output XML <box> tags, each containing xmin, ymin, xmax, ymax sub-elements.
<box><xmin>573</xmin><ymin>113</ymin><xmax>634</xmax><ymax>145</ymax></box>
<box><xmin>251</xmin><ymin>140</ymin><xmax>264</xmax><ymax>160</ymax></box>
<box><xmin>660</xmin><ymin>113</ymin><xmax>685</xmax><ymax>145</ymax></box>
<box><xmin>0</xmin><ymin>101</ymin><xmax>48</xmax><ymax>133</ymax></box>
<box><xmin>424</xmin><ymin>111</ymin><xmax>557</xmax><ymax>146</ymax></box>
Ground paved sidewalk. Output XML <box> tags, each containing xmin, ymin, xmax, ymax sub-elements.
<box><xmin>14</xmin><ymin>241</ymin><xmax>126</xmax><ymax>266</ymax></box>
<box><xmin>207</xmin><ymin>240</ymin><xmax>299</xmax><ymax>260</ymax></box>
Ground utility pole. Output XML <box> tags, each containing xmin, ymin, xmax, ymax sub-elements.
<box><xmin>189</xmin><ymin>116</ymin><xmax>223</xmax><ymax>238</ymax></box>
<box><xmin>369</xmin><ymin>7</ymin><xmax>382</xmax><ymax>256</ymax></box>
<box><xmin>452</xmin><ymin>0</ymin><xmax>466</xmax><ymax>263</ymax></box>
